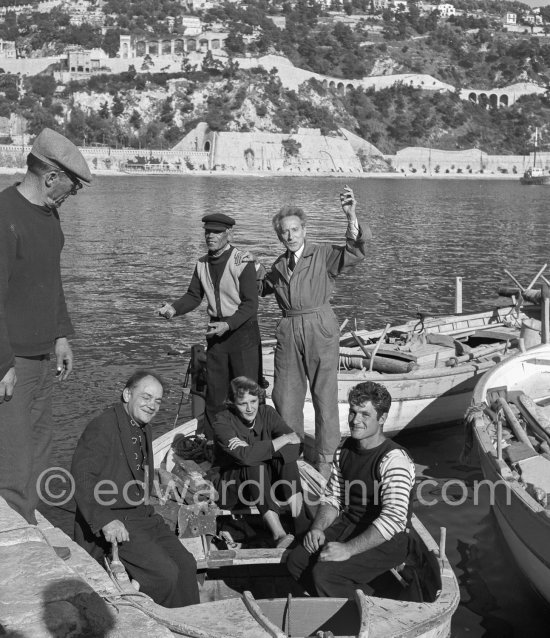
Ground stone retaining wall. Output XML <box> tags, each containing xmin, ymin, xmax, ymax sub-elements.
<box><xmin>388</xmin><ymin>147</ymin><xmax>532</xmax><ymax>176</ymax></box>
<box><xmin>0</xmin><ymin>497</ymin><xmax>172</xmax><ymax>637</ymax></box>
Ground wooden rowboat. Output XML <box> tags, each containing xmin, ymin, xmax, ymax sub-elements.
<box><xmin>140</xmin><ymin>420</ymin><xmax>460</xmax><ymax>638</ymax></box>
<box><xmin>467</xmin><ymin>343</ymin><xmax>550</xmax><ymax>605</ymax></box>
<box><xmin>259</xmin><ymin>303</ymin><xmax>540</xmax><ymax>445</ymax></box>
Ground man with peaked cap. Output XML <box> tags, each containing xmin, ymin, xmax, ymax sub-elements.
<box><xmin>158</xmin><ymin>213</ymin><xmax>261</xmax><ymax>438</ymax></box>
<box><xmin>0</xmin><ymin>128</ymin><xmax>91</xmax><ymax>526</ymax></box>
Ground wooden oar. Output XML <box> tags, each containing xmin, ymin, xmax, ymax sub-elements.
<box><xmin>495</xmin><ymin>397</ymin><xmax>535</xmax><ymax>451</ymax></box>
<box><xmin>351</xmin><ymin>330</ymin><xmax>371</xmax><ymax>358</ymax></box>
<box><xmin>369</xmin><ymin>323</ymin><xmax>391</xmax><ymax>373</ymax></box>
<box><xmin>445</xmin><ymin>340</ymin><xmax>513</xmax><ymax>367</ymax></box>
<box><xmin>504</xmin><ymin>269</ymin><xmax>525</xmax><ymax>291</ymax></box>
<box><xmin>525</xmin><ymin>263</ymin><xmax>547</xmax><ymax>291</ymax></box>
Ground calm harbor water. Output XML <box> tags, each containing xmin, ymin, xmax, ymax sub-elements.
<box><xmin>4</xmin><ymin>173</ymin><xmax>549</xmax><ymax>635</ymax></box>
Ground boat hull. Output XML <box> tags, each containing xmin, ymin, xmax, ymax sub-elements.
<box><xmin>519</xmin><ymin>176</ymin><xmax>550</xmax><ymax>185</ymax></box>
<box><xmin>471</xmin><ymin>345</ymin><xmax>550</xmax><ymax>605</ymax></box>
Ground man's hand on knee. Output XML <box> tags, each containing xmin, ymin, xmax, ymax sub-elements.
<box><xmin>319</xmin><ymin>541</ymin><xmax>351</xmax><ymax>562</ymax></box>
<box><xmin>102</xmin><ymin>519</ymin><xmax>130</xmax><ymax>544</ymax></box>
<box><xmin>303</xmin><ymin>528</ymin><xmax>325</xmax><ymax>554</ymax></box>
<box><xmin>0</xmin><ymin>367</ymin><xmax>16</xmax><ymax>403</ymax></box>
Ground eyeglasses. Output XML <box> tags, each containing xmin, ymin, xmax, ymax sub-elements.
<box><xmin>57</xmin><ymin>170</ymin><xmax>83</xmax><ymax>195</ymax></box>
<box><xmin>44</xmin><ymin>160</ymin><xmax>83</xmax><ymax>195</ymax></box>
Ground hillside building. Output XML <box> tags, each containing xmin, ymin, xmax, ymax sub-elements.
<box><xmin>0</xmin><ymin>4</ymin><xmax>33</xmax><ymax>16</ymax></box>
<box><xmin>391</xmin><ymin>0</ymin><xmax>408</xmax><ymax>12</ymax></box>
<box><xmin>180</xmin><ymin>0</ymin><xmax>215</xmax><ymax>10</ymax></box>
<box><xmin>181</xmin><ymin>16</ymin><xmax>202</xmax><ymax>35</ymax></box>
<box><xmin>438</xmin><ymin>4</ymin><xmax>456</xmax><ymax>18</ymax></box>
<box><xmin>0</xmin><ymin>40</ymin><xmax>16</xmax><ymax>59</ymax></box>
<box><xmin>58</xmin><ymin>47</ymin><xmax>109</xmax><ymax>81</ymax></box>
<box><xmin>505</xmin><ymin>13</ymin><xmax>517</xmax><ymax>26</ymax></box>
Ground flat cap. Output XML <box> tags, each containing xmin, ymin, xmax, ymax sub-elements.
<box><xmin>202</xmin><ymin>213</ymin><xmax>235</xmax><ymax>231</ymax></box>
<box><xmin>30</xmin><ymin>128</ymin><xmax>92</xmax><ymax>185</ymax></box>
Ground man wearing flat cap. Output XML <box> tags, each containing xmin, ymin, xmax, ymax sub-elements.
<box><xmin>158</xmin><ymin>213</ymin><xmax>261</xmax><ymax>438</ymax></box>
<box><xmin>0</xmin><ymin>127</ymin><xmax>91</xmax><ymax>526</ymax></box>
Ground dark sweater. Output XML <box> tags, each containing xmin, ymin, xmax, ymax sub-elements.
<box><xmin>0</xmin><ymin>185</ymin><xmax>74</xmax><ymax>378</ymax></box>
<box><xmin>213</xmin><ymin>404</ymin><xmax>300</xmax><ymax>470</ymax></box>
<box><xmin>336</xmin><ymin>438</ymin><xmax>413</xmax><ymax>531</ymax></box>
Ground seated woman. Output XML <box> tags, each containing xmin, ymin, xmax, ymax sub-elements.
<box><xmin>213</xmin><ymin>376</ymin><xmax>310</xmax><ymax>548</ymax></box>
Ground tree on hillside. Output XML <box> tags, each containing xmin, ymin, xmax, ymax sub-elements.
<box><xmin>99</xmin><ymin>101</ymin><xmax>110</xmax><ymax>119</ymax></box>
<box><xmin>129</xmin><ymin>109</ymin><xmax>142</xmax><ymax>130</ymax></box>
<box><xmin>159</xmin><ymin>97</ymin><xmax>174</xmax><ymax>125</ymax></box>
<box><xmin>28</xmin><ymin>75</ymin><xmax>56</xmax><ymax>100</ymax></box>
<box><xmin>66</xmin><ymin>106</ymin><xmax>88</xmax><ymax>145</ymax></box>
<box><xmin>111</xmin><ymin>94</ymin><xmax>124</xmax><ymax>117</ymax></box>
<box><xmin>102</xmin><ymin>28</ymin><xmax>122</xmax><ymax>57</ymax></box>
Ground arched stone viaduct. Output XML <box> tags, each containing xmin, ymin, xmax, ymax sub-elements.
<box><xmin>317</xmin><ymin>73</ymin><xmax>454</xmax><ymax>96</ymax></box>
<box><xmin>459</xmin><ymin>82</ymin><xmax>547</xmax><ymax>107</ymax></box>
<box><xmin>119</xmin><ymin>33</ymin><xmax>228</xmax><ymax>58</ymax></box>
<box><xmin>317</xmin><ymin>74</ymin><xmax>547</xmax><ymax>107</ymax></box>
<box><xmin>237</xmin><ymin>56</ymin><xmax>548</xmax><ymax>108</ymax></box>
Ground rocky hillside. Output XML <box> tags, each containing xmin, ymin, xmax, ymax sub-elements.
<box><xmin>55</xmin><ymin>58</ymin><xmax>550</xmax><ymax>156</ymax></box>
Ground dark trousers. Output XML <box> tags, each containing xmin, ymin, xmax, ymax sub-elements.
<box><xmin>204</xmin><ymin>344</ymin><xmax>260</xmax><ymax>439</ymax></box>
<box><xmin>218</xmin><ymin>457</ymin><xmax>302</xmax><ymax>517</ymax></box>
<box><xmin>0</xmin><ymin>355</ymin><xmax>53</xmax><ymax>524</ymax></box>
<box><xmin>286</xmin><ymin>515</ymin><xmax>408</xmax><ymax>598</ymax></box>
<box><xmin>75</xmin><ymin>510</ymin><xmax>200</xmax><ymax>608</ymax></box>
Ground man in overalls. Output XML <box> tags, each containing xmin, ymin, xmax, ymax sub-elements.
<box><xmin>260</xmin><ymin>187</ymin><xmax>369</xmax><ymax>478</ymax></box>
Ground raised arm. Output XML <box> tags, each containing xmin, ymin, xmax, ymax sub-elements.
<box><xmin>326</xmin><ymin>186</ymin><xmax>371</xmax><ymax>276</ymax></box>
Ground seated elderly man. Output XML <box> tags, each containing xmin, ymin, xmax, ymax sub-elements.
<box><xmin>71</xmin><ymin>369</ymin><xmax>199</xmax><ymax>608</ymax></box>
<box><xmin>286</xmin><ymin>381</ymin><xmax>415</xmax><ymax>598</ymax></box>
<box><xmin>213</xmin><ymin>376</ymin><xmax>310</xmax><ymax>548</ymax></box>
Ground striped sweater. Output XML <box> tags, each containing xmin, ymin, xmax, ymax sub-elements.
<box><xmin>320</xmin><ymin>437</ymin><xmax>415</xmax><ymax>541</ymax></box>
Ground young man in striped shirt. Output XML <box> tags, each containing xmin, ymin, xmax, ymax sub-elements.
<box><xmin>286</xmin><ymin>381</ymin><xmax>416</xmax><ymax>598</ymax></box>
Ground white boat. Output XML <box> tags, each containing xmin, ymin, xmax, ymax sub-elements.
<box><xmin>467</xmin><ymin>344</ymin><xmax>550</xmax><ymax>605</ymax></box>
<box><xmin>147</xmin><ymin>420</ymin><xmax>460</xmax><ymax>638</ymax></box>
<box><xmin>258</xmin><ymin>303</ymin><xmax>540</xmax><ymax>445</ymax></box>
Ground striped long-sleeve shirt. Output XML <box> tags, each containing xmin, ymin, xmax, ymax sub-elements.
<box><xmin>320</xmin><ymin>439</ymin><xmax>415</xmax><ymax>541</ymax></box>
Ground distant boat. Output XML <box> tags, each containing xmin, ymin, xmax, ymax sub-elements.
<box><xmin>520</xmin><ymin>128</ymin><xmax>550</xmax><ymax>185</ymax></box>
